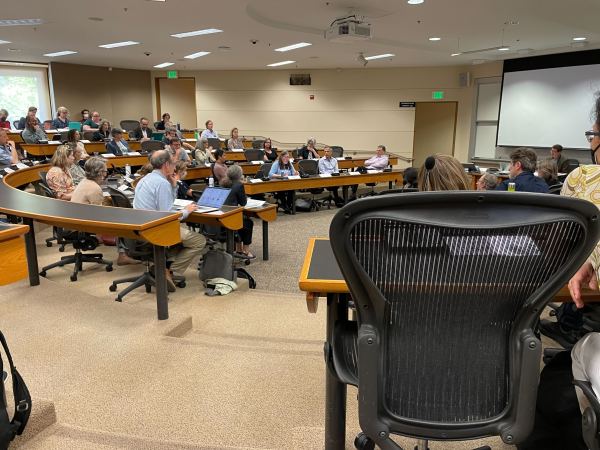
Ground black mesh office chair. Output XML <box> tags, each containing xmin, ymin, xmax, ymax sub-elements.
<box><xmin>548</xmin><ymin>182</ymin><xmax>563</xmax><ymax>195</ymax></box>
<box><xmin>328</xmin><ymin>192</ymin><xmax>600</xmax><ymax>450</ymax></box>
<box><xmin>119</xmin><ymin>120</ymin><xmax>139</xmax><ymax>132</ymax></box>
<box><xmin>565</xmin><ymin>159</ymin><xmax>580</xmax><ymax>174</ymax></box>
<box><xmin>208</xmin><ymin>138</ymin><xmax>221</xmax><ymax>150</ymax></box>
<box><xmin>252</xmin><ymin>139</ymin><xmax>265</xmax><ymax>149</ymax></box>
<box><xmin>59</xmin><ymin>131</ymin><xmax>69</xmax><ymax>141</ymax></box>
<box><xmin>244</xmin><ymin>149</ymin><xmax>264</xmax><ymax>162</ymax></box>
<box><xmin>141</xmin><ymin>140</ymin><xmax>165</xmax><ymax>152</ymax></box>
<box><xmin>378</xmin><ymin>187</ymin><xmax>419</xmax><ymax>195</ymax></box>
<box><xmin>255</xmin><ymin>163</ymin><xmax>272</xmax><ymax>179</ymax></box>
<box><xmin>574</xmin><ymin>379</ymin><xmax>600</xmax><ymax>450</ymax></box>
<box><xmin>82</xmin><ymin>131</ymin><xmax>96</xmax><ymax>141</ymax></box>
<box><xmin>12</xmin><ymin>120</ymin><xmax>20</xmax><ymax>129</ymax></box>
<box><xmin>330</xmin><ymin>146</ymin><xmax>344</xmax><ymax>158</ymax></box>
<box><xmin>297</xmin><ymin>159</ymin><xmax>330</xmax><ymax>211</ymax></box>
<box><xmin>38</xmin><ymin>172</ymin><xmax>67</xmax><ymax>251</ymax></box>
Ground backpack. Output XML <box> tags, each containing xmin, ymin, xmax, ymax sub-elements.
<box><xmin>199</xmin><ymin>247</ymin><xmax>235</xmax><ymax>282</ymax></box>
<box><xmin>0</xmin><ymin>330</ymin><xmax>31</xmax><ymax>449</ymax></box>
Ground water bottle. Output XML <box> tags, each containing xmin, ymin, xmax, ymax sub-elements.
<box><xmin>508</xmin><ymin>182</ymin><xmax>516</xmax><ymax>192</ymax></box>
<box><xmin>125</xmin><ymin>164</ymin><xmax>131</xmax><ymax>178</ymax></box>
<box><xmin>209</xmin><ymin>176</ymin><xmax>214</xmax><ymax>187</ymax></box>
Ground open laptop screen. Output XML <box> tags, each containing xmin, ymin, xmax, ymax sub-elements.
<box><xmin>197</xmin><ymin>187</ymin><xmax>231</xmax><ymax>208</ymax></box>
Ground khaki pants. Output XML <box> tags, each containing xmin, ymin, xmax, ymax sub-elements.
<box><xmin>168</xmin><ymin>226</ymin><xmax>205</xmax><ymax>275</ymax></box>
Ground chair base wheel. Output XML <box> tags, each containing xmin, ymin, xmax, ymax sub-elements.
<box><xmin>59</xmin><ymin>247</ymin><xmax>65</xmax><ymax>252</ymax></box>
<box><xmin>115</xmin><ymin>296</ymin><xmax>122</xmax><ymax>302</ymax></box>
<box><xmin>355</xmin><ymin>432</ymin><xmax>375</xmax><ymax>450</ymax></box>
<box><xmin>39</xmin><ymin>270</ymin><xmax>47</xmax><ymax>277</ymax></box>
<box><xmin>105</xmin><ymin>265</ymin><xmax>113</xmax><ymax>272</ymax></box>
<box><xmin>46</xmin><ymin>242</ymin><xmax>52</xmax><ymax>247</ymax></box>
<box><xmin>70</xmin><ymin>274</ymin><xmax>77</xmax><ymax>282</ymax></box>
<box><xmin>244</xmin><ymin>259</ymin><xmax>250</xmax><ymax>266</ymax></box>
<box><xmin>176</xmin><ymin>281</ymin><xmax>186</xmax><ymax>288</ymax></box>
<box><xmin>109</xmin><ymin>284</ymin><xmax>117</xmax><ymax>292</ymax></box>
<box><xmin>145</xmin><ymin>284</ymin><xmax>152</xmax><ymax>293</ymax></box>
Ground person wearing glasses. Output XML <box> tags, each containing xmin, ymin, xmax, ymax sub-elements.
<box><xmin>106</xmin><ymin>128</ymin><xmax>130</xmax><ymax>156</ymax></box>
<box><xmin>82</xmin><ymin>111</ymin><xmax>102</xmax><ymax>131</ymax></box>
<box><xmin>71</xmin><ymin>157</ymin><xmax>108</xmax><ymax>205</ymax></box>
<box><xmin>167</xmin><ymin>137</ymin><xmax>190</xmax><ymax>163</ymax></box>
<box><xmin>269</xmin><ymin>150</ymin><xmax>297</xmax><ymax>214</ymax></box>
<box><xmin>52</xmin><ymin>106</ymin><xmax>70</xmax><ymax>129</ymax></box>
<box><xmin>92</xmin><ymin>121</ymin><xmax>111</xmax><ymax>142</ymax></box>
<box><xmin>0</xmin><ymin>109</ymin><xmax>10</xmax><ymax>130</ymax></box>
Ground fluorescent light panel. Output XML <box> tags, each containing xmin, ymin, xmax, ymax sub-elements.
<box><xmin>267</xmin><ymin>60</ymin><xmax>295</xmax><ymax>67</ymax></box>
<box><xmin>154</xmin><ymin>62</ymin><xmax>174</xmax><ymax>68</ymax></box>
<box><xmin>407</xmin><ymin>0</ymin><xmax>424</xmax><ymax>4</ymax></box>
<box><xmin>99</xmin><ymin>41</ymin><xmax>140</xmax><ymax>49</ymax></box>
<box><xmin>171</xmin><ymin>28</ymin><xmax>222</xmax><ymax>38</ymax></box>
<box><xmin>0</xmin><ymin>19</ymin><xmax>43</xmax><ymax>26</ymax></box>
<box><xmin>184</xmin><ymin>51</ymin><xmax>210</xmax><ymax>59</ymax></box>
<box><xmin>364</xmin><ymin>53</ymin><xmax>395</xmax><ymax>61</ymax></box>
<box><xmin>573</xmin><ymin>37</ymin><xmax>587</xmax><ymax>41</ymax></box>
<box><xmin>0</xmin><ymin>40</ymin><xmax>10</xmax><ymax>45</ymax></box>
<box><xmin>44</xmin><ymin>50</ymin><xmax>77</xmax><ymax>57</ymax></box>
<box><xmin>429</xmin><ymin>37</ymin><xmax>441</xmax><ymax>41</ymax></box>
<box><xmin>275</xmin><ymin>42</ymin><xmax>312</xmax><ymax>52</ymax></box>
<box><xmin>451</xmin><ymin>52</ymin><xmax>462</xmax><ymax>56</ymax></box>
<box><xmin>498</xmin><ymin>47</ymin><xmax>510</xmax><ymax>51</ymax></box>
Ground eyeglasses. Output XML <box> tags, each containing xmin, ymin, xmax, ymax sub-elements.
<box><xmin>585</xmin><ymin>131</ymin><xmax>600</xmax><ymax>143</ymax></box>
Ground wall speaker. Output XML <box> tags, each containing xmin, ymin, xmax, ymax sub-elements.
<box><xmin>290</xmin><ymin>74</ymin><xmax>311</xmax><ymax>85</ymax></box>
<box><xmin>459</xmin><ymin>72</ymin><xmax>471</xmax><ymax>88</ymax></box>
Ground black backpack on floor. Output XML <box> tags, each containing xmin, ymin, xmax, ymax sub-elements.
<box><xmin>0</xmin><ymin>330</ymin><xmax>31</xmax><ymax>449</ymax></box>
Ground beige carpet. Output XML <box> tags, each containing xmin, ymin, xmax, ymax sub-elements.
<box><xmin>1</xmin><ymin>211</ymin><xmax>514</xmax><ymax>449</ymax></box>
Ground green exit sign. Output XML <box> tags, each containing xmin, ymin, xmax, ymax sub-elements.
<box><xmin>167</xmin><ymin>70</ymin><xmax>178</xmax><ymax>79</ymax></box>
<box><xmin>432</xmin><ymin>91</ymin><xmax>445</xmax><ymax>100</ymax></box>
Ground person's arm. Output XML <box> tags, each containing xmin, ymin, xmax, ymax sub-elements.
<box><xmin>317</xmin><ymin>158</ymin><xmax>324</xmax><ymax>173</ymax></box>
<box><xmin>9</xmin><ymin>144</ymin><xmax>18</xmax><ymax>164</ymax></box>
<box><xmin>368</xmin><ymin>155</ymin><xmax>389</xmax><ymax>170</ymax></box>
<box><xmin>182</xmin><ymin>141</ymin><xmax>194</xmax><ymax>151</ymax></box>
<box><xmin>37</xmin><ymin>128</ymin><xmax>47</xmax><ymax>142</ymax></box>
<box><xmin>269</xmin><ymin>162</ymin><xmax>280</xmax><ymax>178</ymax></box>
<box><xmin>236</xmin><ymin>183</ymin><xmax>247</xmax><ymax>206</ymax></box>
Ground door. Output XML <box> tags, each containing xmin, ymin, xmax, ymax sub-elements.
<box><xmin>412</xmin><ymin>102</ymin><xmax>458</xmax><ymax>167</ymax></box>
<box><xmin>155</xmin><ymin>78</ymin><xmax>197</xmax><ymax>129</ymax></box>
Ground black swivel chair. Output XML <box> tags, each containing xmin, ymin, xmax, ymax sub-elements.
<box><xmin>119</xmin><ymin>120</ymin><xmax>139</xmax><ymax>132</ymax></box>
<box><xmin>297</xmin><ymin>159</ymin><xmax>330</xmax><ymax>211</ymax></box>
<box><xmin>548</xmin><ymin>182</ymin><xmax>563</xmax><ymax>195</ymax></box>
<box><xmin>255</xmin><ymin>163</ymin><xmax>272</xmax><ymax>179</ymax></box>
<box><xmin>574</xmin><ymin>379</ymin><xmax>600</xmax><ymax>450</ymax></box>
<box><xmin>12</xmin><ymin>120</ymin><xmax>20</xmax><ymax>129</ymax></box>
<box><xmin>141</xmin><ymin>140</ymin><xmax>165</xmax><ymax>152</ymax></box>
<box><xmin>565</xmin><ymin>159</ymin><xmax>580</xmax><ymax>174</ymax></box>
<box><xmin>327</xmin><ymin>191</ymin><xmax>600</xmax><ymax>450</ymax></box>
<box><xmin>38</xmin><ymin>172</ymin><xmax>66</xmax><ymax>251</ymax></box>
<box><xmin>244</xmin><ymin>149</ymin><xmax>264</xmax><ymax>162</ymax></box>
<box><xmin>330</xmin><ymin>146</ymin><xmax>344</xmax><ymax>158</ymax></box>
<box><xmin>252</xmin><ymin>139</ymin><xmax>265</xmax><ymax>149</ymax></box>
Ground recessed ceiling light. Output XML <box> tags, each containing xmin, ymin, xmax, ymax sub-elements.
<box><xmin>99</xmin><ymin>41</ymin><xmax>140</xmax><ymax>49</ymax></box>
<box><xmin>184</xmin><ymin>51</ymin><xmax>210</xmax><ymax>59</ymax></box>
<box><xmin>7</xmin><ymin>48</ymin><xmax>21</xmax><ymax>52</ymax></box>
<box><xmin>364</xmin><ymin>53</ymin><xmax>395</xmax><ymax>61</ymax></box>
<box><xmin>88</xmin><ymin>17</ymin><xmax>103</xmax><ymax>22</ymax></box>
<box><xmin>573</xmin><ymin>37</ymin><xmax>587</xmax><ymax>41</ymax></box>
<box><xmin>154</xmin><ymin>62</ymin><xmax>174</xmax><ymax>68</ymax></box>
<box><xmin>0</xmin><ymin>40</ymin><xmax>11</xmax><ymax>45</ymax></box>
<box><xmin>267</xmin><ymin>60</ymin><xmax>295</xmax><ymax>67</ymax></box>
<box><xmin>498</xmin><ymin>47</ymin><xmax>510</xmax><ymax>51</ymax></box>
<box><xmin>275</xmin><ymin>42</ymin><xmax>312</xmax><ymax>52</ymax></box>
<box><xmin>429</xmin><ymin>37</ymin><xmax>441</xmax><ymax>41</ymax></box>
<box><xmin>44</xmin><ymin>50</ymin><xmax>77</xmax><ymax>57</ymax></box>
<box><xmin>171</xmin><ymin>29</ymin><xmax>222</xmax><ymax>38</ymax></box>
<box><xmin>451</xmin><ymin>52</ymin><xmax>462</xmax><ymax>56</ymax></box>
<box><xmin>0</xmin><ymin>19</ymin><xmax>43</xmax><ymax>26</ymax></box>
<box><xmin>217</xmin><ymin>46</ymin><xmax>231</xmax><ymax>52</ymax></box>
<box><xmin>407</xmin><ymin>0</ymin><xmax>424</xmax><ymax>4</ymax></box>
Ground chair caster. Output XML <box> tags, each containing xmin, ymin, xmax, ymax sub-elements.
<box><xmin>39</xmin><ymin>270</ymin><xmax>47</xmax><ymax>277</ymax></box>
<box><xmin>354</xmin><ymin>432</ymin><xmax>375</xmax><ymax>450</ymax></box>
<box><xmin>109</xmin><ymin>284</ymin><xmax>117</xmax><ymax>292</ymax></box>
<box><xmin>114</xmin><ymin>297</ymin><xmax>122</xmax><ymax>302</ymax></box>
<box><xmin>176</xmin><ymin>281</ymin><xmax>186</xmax><ymax>288</ymax></box>
<box><xmin>145</xmin><ymin>284</ymin><xmax>152</xmax><ymax>293</ymax></box>
<box><xmin>244</xmin><ymin>259</ymin><xmax>250</xmax><ymax>266</ymax></box>
<box><xmin>105</xmin><ymin>265</ymin><xmax>113</xmax><ymax>272</ymax></box>
<box><xmin>70</xmin><ymin>274</ymin><xmax>77</xmax><ymax>282</ymax></box>
<box><xmin>46</xmin><ymin>242</ymin><xmax>52</xmax><ymax>247</ymax></box>
<box><xmin>59</xmin><ymin>246</ymin><xmax>65</xmax><ymax>252</ymax></box>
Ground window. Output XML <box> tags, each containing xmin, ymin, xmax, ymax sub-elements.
<box><xmin>0</xmin><ymin>64</ymin><xmax>51</xmax><ymax>126</ymax></box>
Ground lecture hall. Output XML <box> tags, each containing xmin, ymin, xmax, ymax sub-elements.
<box><xmin>1</xmin><ymin>1</ymin><xmax>600</xmax><ymax>449</ymax></box>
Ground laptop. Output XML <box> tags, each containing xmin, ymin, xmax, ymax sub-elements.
<box><xmin>196</xmin><ymin>186</ymin><xmax>231</xmax><ymax>213</ymax></box>
<box><xmin>68</xmin><ymin>121</ymin><xmax>82</xmax><ymax>131</ymax></box>
<box><xmin>152</xmin><ymin>132</ymin><xmax>165</xmax><ymax>141</ymax></box>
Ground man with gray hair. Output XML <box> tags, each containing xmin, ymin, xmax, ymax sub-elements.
<box><xmin>134</xmin><ymin>150</ymin><xmax>204</xmax><ymax>288</ymax></box>
<box><xmin>496</xmin><ymin>147</ymin><xmax>549</xmax><ymax>193</ymax></box>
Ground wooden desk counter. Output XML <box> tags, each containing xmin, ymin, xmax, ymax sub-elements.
<box><xmin>21</xmin><ymin>140</ymin><xmax>142</xmax><ymax>157</ymax></box>
<box><xmin>0</xmin><ymin>223</ymin><xmax>29</xmax><ymax>285</ymax></box>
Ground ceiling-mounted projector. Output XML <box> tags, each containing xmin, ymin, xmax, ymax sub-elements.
<box><xmin>325</xmin><ymin>16</ymin><xmax>372</xmax><ymax>43</ymax></box>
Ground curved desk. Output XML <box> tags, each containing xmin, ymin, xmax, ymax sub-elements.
<box><xmin>21</xmin><ymin>141</ymin><xmax>143</xmax><ymax>157</ymax></box>
<box><xmin>0</xmin><ymin>223</ymin><xmax>29</xmax><ymax>285</ymax></box>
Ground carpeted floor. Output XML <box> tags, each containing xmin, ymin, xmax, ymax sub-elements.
<box><xmin>1</xmin><ymin>207</ymin><xmax>517</xmax><ymax>449</ymax></box>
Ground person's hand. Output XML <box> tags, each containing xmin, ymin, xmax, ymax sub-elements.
<box><xmin>184</xmin><ymin>203</ymin><xmax>198</xmax><ymax>213</ymax></box>
<box><xmin>568</xmin><ymin>261</ymin><xmax>599</xmax><ymax>308</ymax></box>
<box><xmin>166</xmin><ymin>173</ymin><xmax>177</xmax><ymax>187</ymax></box>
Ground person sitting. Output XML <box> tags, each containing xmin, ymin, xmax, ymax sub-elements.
<box><xmin>52</xmin><ymin>106</ymin><xmax>70</xmax><ymax>129</ymax></box>
<box><xmin>21</xmin><ymin>114</ymin><xmax>47</xmax><ymax>143</ymax></box>
<box><xmin>496</xmin><ymin>147</ymin><xmax>549</xmax><ymax>193</ymax></box>
<box><xmin>0</xmin><ymin>129</ymin><xmax>18</xmax><ymax>167</ymax></box>
<box><xmin>80</xmin><ymin>109</ymin><xmax>90</xmax><ymax>124</ymax></box>
<box><xmin>418</xmin><ymin>153</ymin><xmax>471</xmax><ymax>191</ymax></box>
<box><xmin>46</xmin><ymin>145</ymin><xmax>75</xmax><ymax>200</ymax></box>
<box><xmin>162</xmin><ymin>127</ymin><xmax>177</xmax><ymax>145</ymax></box>
<box><xmin>538</xmin><ymin>158</ymin><xmax>559</xmax><ymax>187</ymax></box>
<box><xmin>17</xmin><ymin>106</ymin><xmax>38</xmax><ymax>130</ymax></box>
<box><xmin>350</xmin><ymin>145</ymin><xmax>390</xmax><ymax>199</ymax></box>
<box><xmin>227</xmin><ymin>127</ymin><xmax>244</xmax><ymax>150</ymax></box>
<box><xmin>92</xmin><ymin>121</ymin><xmax>111</xmax><ymax>141</ymax></box>
<box><xmin>173</xmin><ymin>160</ymin><xmax>193</xmax><ymax>199</ymax></box>
<box><xmin>222</xmin><ymin>165</ymin><xmax>255</xmax><ymax>259</ymax></box>
<box><xmin>200</xmin><ymin>119</ymin><xmax>219</xmax><ymax>140</ymax></box>
<box><xmin>71</xmin><ymin>157</ymin><xmax>107</xmax><ymax>205</ymax></box>
<box><xmin>269</xmin><ymin>150</ymin><xmax>296</xmax><ymax>214</ymax></box>
<box><xmin>66</xmin><ymin>129</ymin><xmax>89</xmax><ymax>158</ymax></box>
<box><xmin>298</xmin><ymin>137</ymin><xmax>319</xmax><ymax>159</ymax></box>
<box><xmin>106</xmin><ymin>128</ymin><xmax>130</xmax><ymax>155</ymax></box>
<box><xmin>69</xmin><ymin>144</ymin><xmax>87</xmax><ymax>185</ymax></box>
<box><xmin>167</xmin><ymin>137</ymin><xmax>190</xmax><ymax>163</ymax></box>
<box><xmin>318</xmin><ymin>145</ymin><xmax>344</xmax><ymax>207</ymax></box>
<box><xmin>0</xmin><ymin>109</ymin><xmax>11</xmax><ymax>129</ymax></box>
<box><xmin>131</xmin><ymin>117</ymin><xmax>153</xmax><ymax>141</ymax></box>
<box><xmin>476</xmin><ymin>172</ymin><xmax>498</xmax><ymax>191</ymax></box>
<box><xmin>263</xmin><ymin>137</ymin><xmax>278</xmax><ymax>162</ymax></box>
<box><xmin>403</xmin><ymin>167</ymin><xmax>418</xmax><ymax>189</ymax></box>
<box><xmin>194</xmin><ymin>137</ymin><xmax>215</xmax><ymax>165</ymax></box>
<box><xmin>82</xmin><ymin>111</ymin><xmax>102</xmax><ymax>131</ymax></box>
<box><xmin>212</xmin><ymin>149</ymin><xmax>228</xmax><ymax>185</ymax></box>
<box><xmin>156</xmin><ymin>112</ymin><xmax>171</xmax><ymax>131</ymax></box>
<box><xmin>551</xmin><ymin>144</ymin><xmax>570</xmax><ymax>173</ymax></box>
<box><xmin>133</xmin><ymin>149</ymin><xmax>204</xmax><ymax>287</ymax></box>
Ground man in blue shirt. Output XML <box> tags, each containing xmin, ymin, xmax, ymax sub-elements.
<box><xmin>496</xmin><ymin>147</ymin><xmax>549</xmax><ymax>193</ymax></box>
<box><xmin>318</xmin><ymin>146</ymin><xmax>344</xmax><ymax>207</ymax></box>
<box><xmin>0</xmin><ymin>129</ymin><xmax>18</xmax><ymax>167</ymax></box>
<box><xmin>134</xmin><ymin>150</ymin><xmax>205</xmax><ymax>287</ymax></box>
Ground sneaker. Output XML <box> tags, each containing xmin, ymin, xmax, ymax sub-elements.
<box><xmin>539</xmin><ymin>319</ymin><xmax>584</xmax><ymax>348</ymax></box>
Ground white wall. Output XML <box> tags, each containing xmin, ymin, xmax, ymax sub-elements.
<box><xmin>152</xmin><ymin>62</ymin><xmax>503</xmax><ymax>162</ymax></box>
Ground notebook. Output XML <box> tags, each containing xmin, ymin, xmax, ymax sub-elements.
<box><xmin>196</xmin><ymin>187</ymin><xmax>231</xmax><ymax>213</ymax></box>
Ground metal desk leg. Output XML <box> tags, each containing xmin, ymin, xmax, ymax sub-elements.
<box><xmin>226</xmin><ymin>230</ymin><xmax>235</xmax><ymax>254</ymax></box>
<box><xmin>291</xmin><ymin>190</ymin><xmax>297</xmax><ymax>215</ymax></box>
<box><xmin>342</xmin><ymin>186</ymin><xmax>349</xmax><ymax>204</ymax></box>
<box><xmin>22</xmin><ymin>218</ymin><xmax>39</xmax><ymax>286</ymax></box>
<box><xmin>262</xmin><ymin>220</ymin><xmax>269</xmax><ymax>261</ymax></box>
<box><xmin>153</xmin><ymin>245</ymin><xmax>169</xmax><ymax>320</ymax></box>
<box><xmin>325</xmin><ymin>293</ymin><xmax>348</xmax><ymax>450</ymax></box>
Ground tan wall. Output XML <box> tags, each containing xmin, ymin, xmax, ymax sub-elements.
<box><xmin>151</xmin><ymin>62</ymin><xmax>503</xmax><ymax>162</ymax></box>
<box><xmin>50</xmin><ymin>62</ymin><xmax>153</xmax><ymax>126</ymax></box>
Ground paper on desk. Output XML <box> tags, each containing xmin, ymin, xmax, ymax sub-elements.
<box><xmin>287</xmin><ymin>175</ymin><xmax>301</xmax><ymax>180</ymax></box>
<box><xmin>102</xmin><ymin>153</ymin><xmax>115</xmax><ymax>158</ymax></box>
<box><xmin>230</xmin><ymin>149</ymin><xmax>244</xmax><ymax>153</ymax></box>
<box><xmin>206</xmin><ymin>210</ymin><xmax>225</xmax><ymax>216</ymax></box>
<box><xmin>348</xmin><ymin>171</ymin><xmax>361</xmax><ymax>176</ymax></box>
<box><xmin>46</xmin><ymin>129</ymin><xmax>59</xmax><ymax>134</ymax></box>
<box><xmin>49</xmin><ymin>141</ymin><xmax>62</xmax><ymax>144</ymax></box>
<box><xmin>102</xmin><ymin>191</ymin><xmax>111</xmax><ymax>197</ymax></box>
<box><xmin>80</xmin><ymin>140</ymin><xmax>91</xmax><ymax>144</ymax></box>
<box><xmin>249</xmin><ymin>179</ymin><xmax>263</xmax><ymax>183</ymax></box>
<box><xmin>245</xmin><ymin>199</ymin><xmax>266</xmax><ymax>208</ymax></box>
<box><xmin>126</xmin><ymin>151</ymin><xmax>141</xmax><ymax>156</ymax></box>
<box><xmin>15</xmin><ymin>163</ymin><xmax>29</xmax><ymax>169</ymax></box>
<box><xmin>117</xmin><ymin>184</ymin><xmax>131</xmax><ymax>193</ymax></box>
<box><xmin>319</xmin><ymin>173</ymin><xmax>332</xmax><ymax>178</ymax></box>
<box><xmin>251</xmin><ymin>160</ymin><xmax>264</xmax><ymax>165</ymax></box>
<box><xmin>3</xmin><ymin>167</ymin><xmax>14</xmax><ymax>173</ymax></box>
<box><xmin>173</xmin><ymin>199</ymin><xmax>194</xmax><ymax>208</ymax></box>
<box><xmin>336</xmin><ymin>157</ymin><xmax>345</xmax><ymax>161</ymax></box>
<box><xmin>124</xmin><ymin>176</ymin><xmax>135</xmax><ymax>183</ymax></box>
<box><xmin>367</xmin><ymin>169</ymin><xmax>382</xmax><ymax>174</ymax></box>
<box><xmin>183</xmin><ymin>138</ymin><xmax>195</xmax><ymax>142</ymax></box>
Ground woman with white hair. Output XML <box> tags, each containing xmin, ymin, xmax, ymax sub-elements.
<box><xmin>52</xmin><ymin>106</ymin><xmax>69</xmax><ymax>129</ymax></box>
<box><xmin>71</xmin><ymin>157</ymin><xmax>107</xmax><ymax>205</ymax></box>
<box><xmin>298</xmin><ymin>137</ymin><xmax>319</xmax><ymax>159</ymax></box>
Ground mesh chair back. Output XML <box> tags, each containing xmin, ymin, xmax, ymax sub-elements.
<box><xmin>120</xmin><ymin>120</ymin><xmax>139</xmax><ymax>132</ymax></box>
<box><xmin>255</xmin><ymin>163</ymin><xmax>272</xmax><ymax>179</ymax></box>
<box><xmin>82</xmin><ymin>131</ymin><xmax>96</xmax><ymax>141</ymax></box>
<box><xmin>565</xmin><ymin>159</ymin><xmax>580</xmax><ymax>173</ymax></box>
<box><xmin>548</xmin><ymin>183</ymin><xmax>563</xmax><ymax>195</ymax></box>
<box><xmin>329</xmin><ymin>192</ymin><xmax>600</xmax><ymax>443</ymax></box>
<box><xmin>330</xmin><ymin>146</ymin><xmax>344</xmax><ymax>157</ymax></box>
<box><xmin>38</xmin><ymin>171</ymin><xmax>49</xmax><ymax>187</ymax></box>
<box><xmin>38</xmin><ymin>181</ymin><xmax>56</xmax><ymax>199</ymax></box>
<box><xmin>298</xmin><ymin>159</ymin><xmax>319</xmax><ymax>176</ymax></box>
<box><xmin>154</xmin><ymin>121</ymin><xmax>161</xmax><ymax>129</ymax></box>
<box><xmin>108</xmin><ymin>187</ymin><xmax>133</xmax><ymax>208</ymax></box>
<box><xmin>252</xmin><ymin>139</ymin><xmax>265</xmax><ymax>149</ymax></box>
<box><xmin>244</xmin><ymin>149</ymin><xmax>264</xmax><ymax>162</ymax></box>
<box><xmin>378</xmin><ymin>187</ymin><xmax>419</xmax><ymax>195</ymax></box>
<box><xmin>208</xmin><ymin>138</ymin><xmax>221</xmax><ymax>150</ymax></box>
<box><xmin>141</xmin><ymin>140</ymin><xmax>165</xmax><ymax>152</ymax></box>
